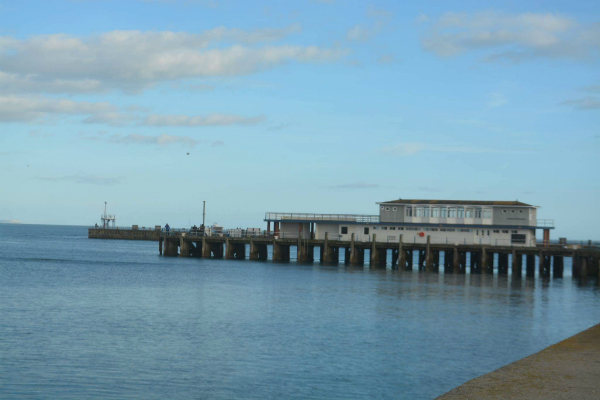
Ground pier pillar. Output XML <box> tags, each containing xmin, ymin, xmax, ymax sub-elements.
<box><xmin>481</xmin><ymin>248</ymin><xmax>492</xmax><ymax>274</ymax></box>
<box><xmin>267</xmin><ymin>221</ymin><xmax>271</xmax><ymax>238</ymax></box>
<box><xmin>202</xmin><ymin>236</ymin><xmax>211</xmax><ymax>258</ymax></box>
<box><xmin>322</xmin><ymin>232</ymin><xmax>333</xmax><ymax>263</ymax></box>
<box><xmin>398</xmin><ymin>235</ymin><xmax>406</xmax><ymax>269</ymax></box>
<box><xmin>526</xmin><ymin>254</ymin><xmax>536</xmax><ymax>277</ymax></box>
<box><xmin>453</xmin><ymin>247</ymin><xmax>460</xmax><ymax>273</ymax></box>
<box><xmin>553</xmin><ymin>256</ymin><xmax>564</xmax><ymax>278</ymax></box>
<box><xmin>250</xmin><ymin>239</ymin><xmax>259</xmax><ymax>260</ymax></box>
<box><xmin>498</xmin><ymin>252</ymin><xmax>509</xmax><ymax>275</ymax></box>
<box><xmin>344</xmin><ymin>247</ymin><xmax>351</xmax><ymax>264</ymax></box>
<box><xmin>572</xmin><ymin>255</ymin><xmax>580</xmax><ymax>278</ymax></box>
<box><xmin>425</xmin><ymin>236</ymin><xmax>433</xmax><ymax>272</ymax></box>
<box><xmin>432</xmin><ymin>250</ymin><xmax>440</xmax><ymax>272</ymax></box>
<box><xmin>539</xmin><ymin>251</ymin><xmax>550</xmax><ymax>277</ymax></box>
<box><xmin>297</xmin><ymin>237</ymin><xmax>308</xmax><ymax>263</ymax></box>
<box><xmin>179</xmin><ymin>237</ymin><xmax>190</xmax><ymax>257</ymax></box>
<box><xmin>273</xmin><ymin>239</ymin><xmax>283</xmax><ymax>262</ymax></box>
<box><xmin>159</xmin><ymin>238</ymin><xmax>163</xmax><ymax>255</ymax></box>
<box><xmin>443</xmin><ymin>250</ymin><xmax>453</xmax><ymax>273</ymax></box>
<box><xmin>580</xmin><ymin>257</ymin><xmax>588</xmax><ymax>280</ymax></box>
<box><xmin>418</xmin><ymin>250</ymin><xmax>426</xmax><ymax>270</ymax></box>
<box><xmin>511</xmin><ymin>250</ymin><xmax>522</xmax><ymax>278</ymax></box>
<box><xmin>370</xmin><ymin>235</ymin><xmax>379</xmax><ymax>266</ymax></box>
<box><xmin>350</xmin><ymin>233</ymin><xmax>360</xmax><ymax>264</ymax></box>
<box><xmin>225</xmin><ymin>238</ymin><xmax>234</xmax><ymax>259</ymax></box>
<box><xmin>163</xmin><ymin>238</ymin><xmax>170</xmax><ymax>256</ymax></box>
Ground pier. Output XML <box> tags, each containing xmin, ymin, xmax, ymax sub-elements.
<box><xmin>159</xmin><ymin>232</ymin><xmax>600</xmax><ymax>279</ymax></box>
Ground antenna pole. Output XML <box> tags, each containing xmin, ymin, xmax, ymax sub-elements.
<box><xmin>203</xmin><ymin>201</ymin><xmax>206</xmax><ymax>236</ymax></box>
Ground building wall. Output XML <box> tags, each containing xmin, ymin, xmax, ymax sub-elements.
<box><xmin>379</xmin><ymin>205</ymin><xmax>405</xmax><ymax>223</ymax></box>
<box><xmin>321</xmin><ymin>222</ymin><xmax>537</xmax><ymax>246</ymax></box>
<box><xmin>314</xmin><ymin>223</ymin><xmax>341</xmax><ymax>240</ymax></box>
<box><xmin>380</xmin><ymin>204</ymin><xmax>537</xmax><ymax>227</ymax></box>
<box><xmin>279</xmin><ymin>222</ymin><xmax>311</xmax><ymax>239</ymax></box>
<box><xmin>492</xmin><ymin>207</ymin><xmax>536</xmax><ymax>226</ymax></box>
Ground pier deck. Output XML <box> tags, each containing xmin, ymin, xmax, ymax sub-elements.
<box><xmin>158</xmin><ymin>233</ymin><xmax>600</xmax><ymax>279</ymax></box>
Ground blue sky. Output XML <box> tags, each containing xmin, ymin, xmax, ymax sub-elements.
<box><xmin>0</xmin><ymin>0</ymin><xmax>599</xmax><ymax>239</ymax></box>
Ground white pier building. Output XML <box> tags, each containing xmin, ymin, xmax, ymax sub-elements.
<box><xmin>265</xmin><ymin>198</ymin><xmax>554</xmax><ymax>247</ymax></box>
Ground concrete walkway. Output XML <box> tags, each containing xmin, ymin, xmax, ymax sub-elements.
<box><xmin>436</xmin><ymin>323</ymin><xmax>600</xmax><ymax>400</ymax></box>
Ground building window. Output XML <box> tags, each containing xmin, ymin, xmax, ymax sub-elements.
<box><xmin>385</xmin><ymin>207</ymin><xmax>390</xmax><ymax>211</ymax></box>
<box><xmin>448</xmin><ymin>208</ymin><xmax>457</xmax><ymax>218</ymax></box>
<box><xmin>511</xmin><ymin>209</ymin><xmax>515</xmax><ymax>213</ymax></box>
<box><xmin>364</xmin><ymin>227</ymin><xmax>370</xmax><ymax>234</ymax></box>
<box><xmin>381</xmin><ymin>206</ymin><xmax>384</xmax><ymax>210</ymax></box>
<box><xmin>511</xmin><ymin>230</ymin><xmax>517</xmax><ymax>234</ymax></box>
<box><xmin>440</xmin><ymin>208</ymin><xmax>447</xmax><ymax>218</ymax></box>
<box><xmin>502</xmin><ymin>230</ymin><xmax>509</xmax><ymax>233</ymax></box>
<box><xmin>341</xmin><ymin>227</ymin><xmax>348</xmax><ymax>234</ymax></box>
<box><xmin>373</xmin><ymin>227</ymin><xmax>378</xmax><ymax>230</ymax></box>
<box><xmin>483</xmin><ymin>209</ymin><xmax>492</xmax><ymax>219</ymax></box>
<box><xmin>432</xmin><ymin>208</ymin><xmax>439</xmax><ymax>217</ymax></box>
<box><xmin>465</xmin><ymin>208</ymin><xmax>473</xmax><ymax>218</ymax></box>
<box><xmin>424</xmin><ymin>207</ymin><xmax>430</xmax><ymax>217</ymax></box>
<box><xmin>487</xmin><ymin>230</ymin><xmax>490</xmax><ymax>236</ymax></box>
<box><xmin>519</xmin><ymin>210</ymin><xmax>523</xmax><ymax>214</ymax></box>
<box><xmin>493</xmin><ymin>230</ymin><xmax>500</xmax><ymax>233</ymax></box>
<box><xmin>382</xmin><ymin>227</ymin><xmax>388</xmax><ymax>230</ymax></box>
<box><xmin>399</xmin><ymin>227</ymin><xmax>404</xmax><ymax>230</ymax></box>
<box><xmin>503</xmin><ymin>209</ymin><xmax>507</xmax><ymax>213</ymax></box>
<box><xmin>475</xmin><ymin>208</ymin><xmax>482</xmax><ymax>218</ymax></box>
<box><xmin>390</xmin><ymin>227</ymin><xmax>396</xmax><ymax>230</ymax></box>
<box><xmin>406</xmin><ymin>207</ymin><xmax>413</xmax><ymax>217</ymax></box>
<box><xmin>457</xmin><ymin>207</ymin><xmax>464</xmax><ymax>218</ymax></box>
<box><xmin>416</xmin><ymin>207</ymin><xmax>423</xmax><ymax>217</ymax></box>
<box><xmin>392</xmin><ymin>207</ymin><xmax>397</xmax><ymax>211</ymax></box>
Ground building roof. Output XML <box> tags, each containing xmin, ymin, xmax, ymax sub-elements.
<box><xmin>379</xmin><ymin>199</ymin><xmax>534</xmax><ymax>207</ymax></box>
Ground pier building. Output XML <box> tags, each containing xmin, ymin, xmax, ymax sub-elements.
<box><xmin>265</xmin><ymin>198</ymin><xmax>554</xmax><ymax>247</ymax></box>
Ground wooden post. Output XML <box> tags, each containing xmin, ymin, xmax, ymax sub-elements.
<box><xmin>511</xmin><ymin>250</ymin><xmax>522</xmax><ymax>278</ymax></box>
<box><xmin>370</xmin><ymin>234</ymin><xmax>379</xmax><ymax>265</ymax></box>
<box><xmin>425</xmin><ymin>235</ymin><xmax>432</xmax><ymax>272</ymax></box>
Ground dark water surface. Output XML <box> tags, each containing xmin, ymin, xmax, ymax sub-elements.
<box><xmin>1</xmin><ymin>224</ymin><xmax>599</xmax><ymax>399</ymax></box>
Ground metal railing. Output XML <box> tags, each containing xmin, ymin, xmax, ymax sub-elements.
<box><xmin>536</xmin><ymin>219</ymin><xmax>555</xmax><ymax>228</ymax></box>
<box><xmin>265</xmin><ymin>212</ymin><xmax>380</xmax><ymax>223</ymax></box>
<box><xmin>90</xmin><ymin>226</ymin><xmax>160</xmax><ymax>231</ymax></box>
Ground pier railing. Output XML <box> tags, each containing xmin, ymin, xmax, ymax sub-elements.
<box><xmin>536</xmin><ymin>219</ymin><xmax>555</xmax><ymax>228</ymax></box>
<box><xmin>265</xmin><ymin>212</ymin><xmax>380</xmax><ymax>223</ymax></box>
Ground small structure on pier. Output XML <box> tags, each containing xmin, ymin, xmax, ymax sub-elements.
<box><xmin>100</xmin><ymin>201</ymin><xmax>116</xmax><ymax>229</ymax></box>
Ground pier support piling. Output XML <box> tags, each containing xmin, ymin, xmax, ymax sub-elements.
<box><xmin>553</xmin><ymin>256</ymin><xmax>564</xmax><ymax>278</ymax></box>
<box><xmin>512</xmin><ymin>250</ymin><xmax>522</xmax><ymax>278</ymax></box>
<box><xmin>179</xmin><ymin>237</ymin><xmax>190</xmax><ymax>257</ymax></box>
<box><xmin>526</xmin><ymin>254</ymin><xmax>536</xmax><ymax>277</ymax></box>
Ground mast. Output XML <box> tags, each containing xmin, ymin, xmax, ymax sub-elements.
<box><xmin>203</xmin><ymin>200</ymin><xmax>206</xmax><ymax>236</ymax></box>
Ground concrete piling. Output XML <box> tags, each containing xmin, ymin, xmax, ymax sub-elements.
<box><xmin>512</xmin><ymin>250</ymin><xmax>522</xmax><ymax>278</ymax></box>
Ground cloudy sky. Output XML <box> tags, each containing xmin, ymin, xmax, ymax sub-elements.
<box><xmin>1</xmin><ymin>0</ymin><xmax>599</xmax><ymax>239</ymax></box>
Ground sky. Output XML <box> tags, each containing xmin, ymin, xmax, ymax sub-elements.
<box><xmin>0</xmin><ymin>0</ymin><xmax>599</xmax><ymax>239</ymax></box>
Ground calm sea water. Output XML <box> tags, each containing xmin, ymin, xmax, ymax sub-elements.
<box><xmin>1</xmin><ymin>224</ymin><xmax>599</xmax><ymax>399</ymax></box>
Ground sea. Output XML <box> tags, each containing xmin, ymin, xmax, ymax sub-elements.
<box><xmin>1</xmin><ymin>224</ymin><xmax>599</xmax><ymax>399</ymax></box>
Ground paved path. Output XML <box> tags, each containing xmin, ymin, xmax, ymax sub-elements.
<box><xmin>436</xmin><ymin>323</ymin><xmax>600</xmax><ymax>400</ymax></box>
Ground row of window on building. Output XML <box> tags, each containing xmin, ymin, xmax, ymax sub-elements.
<box><xmin>341</xmin><ymin>226</ymin><xmax>518</xmax><ymax>234</ymax></box>
<box><xmin>381</xmin><ymin>205</ymin><xmax>523</xmax><ymax>219</ymax></box>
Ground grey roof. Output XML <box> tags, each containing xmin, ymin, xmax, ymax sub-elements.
<box><xmin>380</xmin><ymin>199</ymin><xmax>533</xmax><ymax>207</ymax></box>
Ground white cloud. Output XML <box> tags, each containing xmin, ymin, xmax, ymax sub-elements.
<box><xmin>37</xmin><ymin>174</ymin><xmax>121</xmax><ymax>185</ymax></box>
<box><xmin>381</xmin><ymin>142</ymin><xmax>424</xmax><ymax>156</ymax></box>
<box><xmin>561</xmin><ymin>97</ymin><xmax>600</xmax><ymax>110</ymax></box>
<box><xmin>421</xmin><ymin>11</ymin><xmax>600</xmax><ymax>62</ymax></box>
<box><xmin>328</xmin><ymin>182</ymin><xmax>379</xmax><ymax>189</ymax></box>
<box><xmin>0</xmin><ymin>27</ymin><xmax>345</xmax><ymax>94</ymax></box>
<box><xmin>382</xmin><ymin>142</ymin><xmax>531</xmax><ymax>156</ymax></box>
<box><xmin>143</xmin><ymin>113</ymin><xmax>265</xmax><ymax>127</ymax></box>
<box><xmin>488</xmin><ymin>92</ymin><xmax>508</xmax><ymax>108</ymax></box>
<box><xmin>0</xmin><ymin>95</ymin><xmax>116</xmax><ymax>123</ymax></box>
<box><xmin>108</xmin><ymin>133</ymin><xmax>199</xmax><ymax>147</ymax></box>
